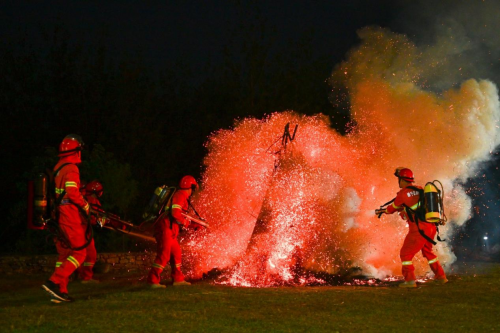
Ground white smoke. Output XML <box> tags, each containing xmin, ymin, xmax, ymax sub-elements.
<box><xmin>327</xmin><ymin>1</ymin><xmax>500</xmax><ymax>276</ymax></box>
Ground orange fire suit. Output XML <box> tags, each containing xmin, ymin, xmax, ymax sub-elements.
<box><xmin>385</xmin><ymin>184</ymin><xmax>446</xmax><ymax>282</ymax></box>
<box><xmin>49</xmin><ymin>155</ymin><xmax>90</xmax><ymax>293</ymax></box>
<box><xmin>147</xmin><ymin>189</ymin><xmax>190</xmax><ymax>284</ymax></box>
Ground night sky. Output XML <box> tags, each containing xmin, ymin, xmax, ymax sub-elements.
<box><xmin>2</xmin><ymin>0</ymin><xmax>500</xmax><ymax>255</ymax></box>
<box><xmin>1</xmin><ymin>1</ymin><xmax>401</xmax><ymax>74</ymax></box>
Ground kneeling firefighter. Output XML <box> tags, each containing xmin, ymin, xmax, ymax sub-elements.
<box><xmin>147</xmin><ymin>175</ymin><xmax>199</xmax><ymax>288</ymax></box>
<box><xmin>42</xmin><ymin>134</ymin><xmax>91</xmax><ymax>303</ymax></box>
<box><xmin>375</xmin><ymin>167</ymin><xmax>448</xmax><ymax>288</ymax></box>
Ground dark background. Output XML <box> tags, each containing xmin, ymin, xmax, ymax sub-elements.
<box><xmin>1</xmin><ymin>0</ymin><xmax>498</xmax><ymax>258</ymax></box>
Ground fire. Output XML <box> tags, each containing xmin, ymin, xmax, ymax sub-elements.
<box><xmin>181</xmin><ymin>27</ymin><xmax>500</xmax><ymax>287</ymax></box>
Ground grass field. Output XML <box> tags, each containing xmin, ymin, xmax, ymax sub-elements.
<box><xmin>1</xmin><ymin>262</ymin><xmax>499</xmax><ymax>333</ymax></box>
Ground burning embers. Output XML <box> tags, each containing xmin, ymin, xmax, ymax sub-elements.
<box><xmin>185</xmin><ymin>115</ymin><xmax>389</xmax><ymax>287</ymax></box>
<box><xmin>183</xmin><ymin>28</ymin><xmax>500</xmax><ymax>286</ymax></box>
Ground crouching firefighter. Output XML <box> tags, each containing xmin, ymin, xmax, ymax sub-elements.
<box><xmin>147</xmin><ymin>175</ymin><xmax>199</xmax><ymax>288</ymax></box>
<box><xmin>375</xmin><ymin>167</ymin><xmax>448</xmax><ymax>288</ymax></box>
<box><xmin>42</xmin><ymin>134</ymin><xmax>92</xmax><ymax>303</ymax></box>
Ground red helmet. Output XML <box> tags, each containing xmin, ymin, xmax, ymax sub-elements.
<box><xmin>394</xmin><ymin>167</ymin><xmax>414</xmax><ymax>182</ymax></box>
<box><xmin>59</xmin><ymin>134</ymin><xmax>84</xmax><ymax>157</ymax></box>
<box><xmin>179</xmin><ymin>175</ymin><xmax>198</xmax><ymax>190</ymax></box>
<box><xmin>86</xmin><ymin>180</ymin><xmax>104</xmax><ymax>197</ymax></box>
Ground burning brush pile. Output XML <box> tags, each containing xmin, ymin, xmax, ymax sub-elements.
<box><xmin>180</xmin><ymin>27</ymin><xmax>500</xmax><ymax>287</ymax></box>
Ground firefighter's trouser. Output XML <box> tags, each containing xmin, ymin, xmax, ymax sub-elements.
<box><xmin>147</xmin><ymin>221</ymin><xmax>184</xmax><ymax>284</ymax></box>
<box><xmin>400</xmin><ymin>222</ymin><xmax>446</xmax><ymax>282</ymax></box>
<box><xmin>77</xmin><ymin>238</ymin><xmax>96</xmax><ymax>280</ymax></box>
<box><xmin>50</xmin><ymin>223</ymin><xmax>88</xmax><ymax>293</ymax></box>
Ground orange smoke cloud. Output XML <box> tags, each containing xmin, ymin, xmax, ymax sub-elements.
<box><xmin>182</xmin><ymin>27</ymin><xmax>500</xmax><ymax>286</ymax></box>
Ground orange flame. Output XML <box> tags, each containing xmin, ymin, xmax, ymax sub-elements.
<box><xmin>182</xmin><ymin>28</ymin><xmax>500</xmax><ymax>287</ymax></box>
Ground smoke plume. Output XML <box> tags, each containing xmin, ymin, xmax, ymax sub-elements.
<box><xmin>182</xmin><ymin>6</ymin><xmax>500</xmax><ymax>285</ymax></box>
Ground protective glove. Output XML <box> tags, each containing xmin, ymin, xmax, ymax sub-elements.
<box><xmin>375</xmin><ymin>208</ymin><xmax>386</xmax><ymax>216</ymax></box>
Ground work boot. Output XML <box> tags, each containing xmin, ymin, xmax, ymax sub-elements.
<box><xmin>42</xmin><ymin>280</ymin><xmax>73</xmax><ymax>303</ymax></box>
<box><xmin>433</xmin><ymin>277</ymin><xmax>448</xmax><ymax>284</ymax></box>
<box><xmin>149</xmin><ymin>283</ymin><xmax>166</xmax><ymax>289</ymax></box>
<box><xmin>50</xmin><ymin>293</ymin><xmax>74</xmax><ymax>304</ymax></box>
<box><xmin>398</xmin><ymin>280</ymin><xmax>417</xmax><ymax>288</ymax></box>
<box><xmin>173</xmin><ymin>280</ymin><xmax>191</xmax><ymax>286</ymax></box>
<box><xmin>80</xmin><ymin>278</ymin><xmax>100</xmax><ymax>284</ymax></box>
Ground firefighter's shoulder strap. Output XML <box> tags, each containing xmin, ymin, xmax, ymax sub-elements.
<box><xmin>414</xmin><ymin>218</ymin><xmax>437</xmax><ymax>245</ymax></box>
<box><xmin>51</xmin><ymin>163</ymin><xmax>73</xmax><ymax>207</ymax></box>
<box><xmin>403</xmin><ymin>186</ymin><xmax>443</xmax><ymax>245</ymax></box>
<box><xmin>405</xmin><ymin>186</ymin><xmax>425</xmax><ymax>219</ymax></box>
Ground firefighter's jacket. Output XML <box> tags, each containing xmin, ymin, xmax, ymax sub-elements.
<box><xmin>385</xmin><ymin>184</ymin><xmax>423</xmax><ymax>229</ymax></box>
<box><xmin>54</xmin><ymin>156</ymin><xmax>89</xmax><ymax>226</ymax></box>
<box><xmin>168</xmin><ymin>189</ymin><xmax>190</xmax><ymax>235</ymax></box>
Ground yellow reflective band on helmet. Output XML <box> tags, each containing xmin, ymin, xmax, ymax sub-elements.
<box><xmin>65</xmin><ymin>181</ymin><xmax>78</xmax><ymax>188</ymax></box>
<box><xmin>172</xmin><ymin>204</ymin><xmax>182</xmax><ymax>210</ymax></box>
<box><xmin>67</xmin><ymin>256</ymin><xmax>80</xmax><ymax>268</ymax></box>
<box><xmin>152</xmin><ymin>263</ymin><xmax>164</xmax><ymax>270</ymax></box>
<box><xmin>55</xmin><ymin>261</ymin><xmax>62</xmax><ymax>268</ymax></box>
<box><xmin>83</xmin><ymin>262</ymin><xmax>95</xmax><ymax>267</ymax></box>
<box><xmin>402</xmin><ymin>261</ymin><xmax>413</xmax><ymax>266</ymax></box>
<box><xmin>428</xmin><ymin>258</ymin><xmax>439</xmax><ymax>264</ymax></box>
<box><xmin>410</xmin><ymin>202</ymin><xmax>420</xmax><ymax>210</ymax></box>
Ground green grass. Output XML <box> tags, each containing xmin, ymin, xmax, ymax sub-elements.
<box><xmin>1</xmin><ymin>263</ymin><xmax>499</xmax><ymax>333</ymax></box>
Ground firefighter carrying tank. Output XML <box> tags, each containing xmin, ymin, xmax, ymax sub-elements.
<box><xmin>142</xmin><ymin>185</ymin><xmax>176</xmax><ymax>221</ymax></box>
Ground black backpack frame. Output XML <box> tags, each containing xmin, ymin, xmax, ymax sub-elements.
<box><xmin>402</xmin><ymin>186</ymin><xmax>444</xmax><ymax>246</ymax></box>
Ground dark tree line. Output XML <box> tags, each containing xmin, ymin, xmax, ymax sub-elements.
<box><xmin>0</xmin><ymin>17</ymin><xmax>350</xmax><ymax>254</ymax></box>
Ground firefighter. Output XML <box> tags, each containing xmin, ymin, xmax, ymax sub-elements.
<box><xmin>147</xmin><ymin>175</ymin><xmax>198</xmax><ymax>288</ymax></box>
<box><xmin>76</xmin><ymin>180</ymin><xmax>104</xmax><ymax>283</ymax></box>
<box><xmin>42</xmin><ymin>134</ymin><xmax>90</xmax><ymax>303</ymax></box>
<box><xmin>376</xmin><ymin>167</ymin><xmax>448</xmax><ymax>288</ymax></box>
